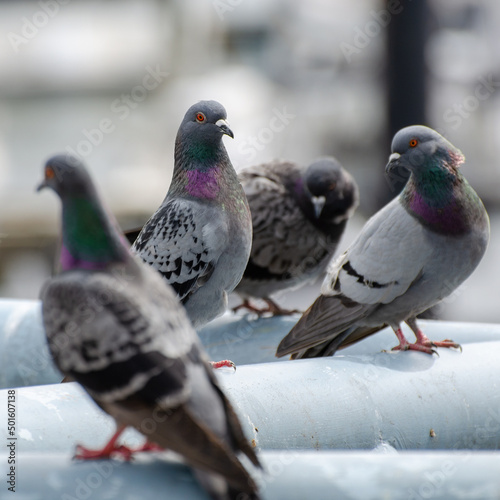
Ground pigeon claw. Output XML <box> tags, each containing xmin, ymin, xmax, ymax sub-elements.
<box><xmin>427</xmin><ymin>339</ymin><xmax>462</xmax><ymax>352</ymax></box>
<box><xmin>211</xmin><ymin>359</ymin><xmax>236</xmax><ymax>371</ymax></box>
<box><xmin>391</xmin><ymin>342</ymin><xmax>437</xmax><ymax>355</ymax></box>
<box><xmin>232</xmin><ymin>299</ymin><xmax>255</xmax><ymax>314</ymax></box>
<box><xmin>233</xmin><ymin>298</ymin><xmax>301</xmax><ymax>317</ymax></box>
<box><xmin>414</xmin><ymin>331</ymin><xmax>461</xmax><ymax>353</ymax></box>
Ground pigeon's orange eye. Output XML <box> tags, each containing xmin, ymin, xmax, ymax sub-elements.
<box><xmin>45</xmin><ymin>166</ymin><xmax>55</xmax><ymax>179</ymax></box>
<box><xmin>196</xmin><ymin>113</ymin><xmax>206</xmax><ymax>123</ymax></box>
<box><xmin>409</xmin><ymin>139</ymin><xmax>418</xmax><ymax>147</ymax></box>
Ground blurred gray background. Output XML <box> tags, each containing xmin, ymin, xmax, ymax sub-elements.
<box><xmin>0</xmin><ymin>0</ymin><xmax>498</xmax><ymax>323</ymax></box>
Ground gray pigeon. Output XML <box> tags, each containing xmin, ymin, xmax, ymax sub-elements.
<box><xmin>131</xmin><ymin>101</ymin><xmax>252</xmax><ymax>329</ymax></box>
<box><xmin>277</xmin><ymin>126</ymin><xmax>490</xmax><ymax>359</ymax></box>
<box><xmin>37</xmin><ymin>155</ymin><xmax>260</xmax><ymax>500</ymax></box>
<box><xmin>234</xmin><ymin>157</ymin><xmax>359</xmax><ymax>315</ymax></box>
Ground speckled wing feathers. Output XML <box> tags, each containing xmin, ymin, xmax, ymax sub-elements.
<box><xmin>239</xmin><ymin>164</ymin><xmax>289</xmax><ymax>218</ymax></box>
<box><xmin>238</xmin><ymin>162</ymin><xmax>331</xmax><ymax>284</ymax></box>
<box><xmin>132</xmin><ymin>198</ymin><xmax>227</xmax><ymax>303</ymax></box>
<box><xmin>250</xmin><ymin>192</ymin><xmax>322</xmax><ymax>274</ymax></box>
<box><xmin>41</xmin><ymin>264</ymin><xmax>196</xmax><ymax>406</ymax></box>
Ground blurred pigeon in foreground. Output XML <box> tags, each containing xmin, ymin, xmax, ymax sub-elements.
<box><xmin>277</xmin><ymin>126</ymin><xmax>490</xmax><ymax>359</ymax></box>
<box><xmin>234</xmin><ymin>157</ymin><xmax>359</xmax><ymax>315</ymax></box>
<box><xmin>131</xmin><ymin>101</ymin><xmax>252</xmax><ymax>329</ymax></box>
<box><xmin>38</xmin><ymin>155</ymin><xmax>260</xmax><ymax>500</ymax></box>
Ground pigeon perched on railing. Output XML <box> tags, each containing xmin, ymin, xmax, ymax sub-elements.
<box><xmin>277</xmin><ymin>126</ymin><xmax>490</xmax><ymax>359</ymax></box>
<box><xmin>234</xmin><ymin>157</ymin><xmax>358</xmax><ymax>315</ymax></box>
<box><xmin>38</xmin><ymin>155</ymin><xmax>260</xmax><ymax>500</ymax></box>
<box><xmin>130</xmin><ymin>101</ymin><xmax>252</xmax><ymax>329</ymax></box>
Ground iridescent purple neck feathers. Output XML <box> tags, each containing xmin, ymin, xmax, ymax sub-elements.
<box><xmin>404</xmin><ymin>191</ymin><xmax>468</xmax><ymax>235</ymax></box>
<box><xmin>402</xmin><ymin>169</ymin><xmax>482</xmax><ymax>236</ymax></box>
<box><xmin>185</xmin><ymin>168</ymin><xmax>220</xmax><ymax>199</ymax></box>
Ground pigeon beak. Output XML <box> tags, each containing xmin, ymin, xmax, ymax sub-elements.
<box><xmin>385</xmin><ymin>152</ymin><xmax>401</xmax><ymax>174</ymax></box>
<box><xmin>216</xmin><ymin>119</ymin><xmax>234</xmax><ymax>139</ymax></box>
<box><xmin>311</xmin><ymin>195</ymin><xmax>326</xmax><ymax>218</ymax></box>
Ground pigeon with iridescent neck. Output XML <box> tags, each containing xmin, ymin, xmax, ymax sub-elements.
<box><xmin>38</xmin><ymin>155</ymin><xmax>261</xmax><ymax>500</ymax></box>
<box><xmin>234</xmin><ymin>157</ymin><xmax>358</xmax><ymax>315</ymax></box>
<box><xmin>277</xmin><ymin>126</ymin><xmax>489</xmax><ymax>359</ymax></box>
<box><xmin>131</xmin><ymin>101</ymin><xmax>252</xmax><ymax>329</ymax></box>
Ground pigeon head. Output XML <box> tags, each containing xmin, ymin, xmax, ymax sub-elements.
<box><xmin>386</xmin><ymin>125</ymin><xmax>464</xmax><ymax>178</ymax></box>
<box><xmin>388</xmin><ymin>126</ymin><xmax>483</xmax><ymax>235</ymax></box>
<box><xmin>38</xmin><ymin>155</ymin><xmax>130</xmax><ymax>270</ymax></box>
<box><xmin>177</xmin><ymin>100</ymin><xmax>233</xmax><ymax>151</ymax></box>
<box><xmin>172</xmin><ymin>100</ymin><xmax>241</xmax><ymax>200</ymax></box>
<box><xmin>304</xmin><ymin>158</ymin><xmax>345</xmax><ymax>218</ymax></box>
<box><xmin>37</xmin><ymin>155</ymin><xmax>96</xmax><ymax>198</ymax></box>
<box><xmin>299</xmin><ymin>158</ymin><xmax>359</xmax><ymax>224</ymax></box>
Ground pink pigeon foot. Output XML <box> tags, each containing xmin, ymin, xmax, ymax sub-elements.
<box><xmin>390</xmin><ymin>325</ymin><xmax>461</xmax><ymax>355</ymax></box>
<box><xmin>413</xmin><ymin>329</ymin><xmax>462</xmax><ymax>352</ymax></box>
<box><xmin>390</xmin><ymin>327</ymin><xmax>437</xmax><ymax>355</ymax></box>
<box><xmin>74</xmin><ymin>426</ymin><xmax>164</xmax><ymax>461</ymax></box>
<box><xmin>210</xmin><ymin>359</ymin><xmax>236</xmax><ymax>370</ymax></box>
<box><xmin>409</xmin><ymin>319</ymin><xmax>461</xmax><ymax>352</ymax></box>
<box><xmin>74</xmin><ymin>426</ymin><xmax>131</xmax><ymax>460</ymax></box>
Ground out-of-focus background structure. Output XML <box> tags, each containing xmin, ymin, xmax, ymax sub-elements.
<box><xmin>0</xmin><ymin>0</ymin><xmax>498</xmax><ymax>322</ymax></box>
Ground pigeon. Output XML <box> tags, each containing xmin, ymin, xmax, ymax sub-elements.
<box><xmin>234</xmin><ymin>157</ymin><xmax>359</xmax><ymax>315</ymax></box>
<box><xmin>277</xmin><ymin>125</ymin><xmax>490</xmax><ymax>359</ymax></box>
<box><xmin>37</xmin><ymin>155</ymin><xmax>261</xmax><ymax>500</ymax></box>
<box><xmin>131</xmin><ymin>101</ymin><xmax>252</xmax><ymax>329</ymax></box>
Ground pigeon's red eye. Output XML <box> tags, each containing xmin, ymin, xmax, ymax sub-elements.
<box><xmin>45</xmin><ymin>166</ymin><xmax>55</xmax><ymax>179</ymax></box>
<box><xmin>409</xmin><ymin>139</ymin><xmax>418</xmax><ymax>147</ymax></box>
<box><xmin>196</xmin><ymin>113</ymin><xmax>206</xmax><ymax>123</ymax></box>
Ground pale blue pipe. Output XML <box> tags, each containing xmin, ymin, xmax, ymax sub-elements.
<box><xmin>2</xmin><ymin>298</ymin><xmax>500</xmax><ymax>389</ymax></box>
<box><xmin>0</xmin><ymin>451</ymin><xmax>499</xmax><ymax>499</ymax></box>
<box><xmin>1</xmin><ymin>341</ymin><xmax>500</xmax><ymax>454</ymax></box>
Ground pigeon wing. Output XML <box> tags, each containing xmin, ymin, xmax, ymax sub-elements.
<box><xmin>241</xmin><ymin>162</ymin><xmax>327</xmax><ymax>280</ymax></box>
<box><xmin>132</xmin><ymin>198</ymin><xmax>228</xmax><ymax>303</ymax></box>
<box><xmin>41</xmin><ymin>268</ymin><xmax>197</xmax><ymax>405</ymax></box>
<box><xmin>325</xmin><ymin>198</ymin><xmax>431</xmax><ymax>304</ymax></box>
<box><xmin>277</xmin><ymin>199</ymin><xmax>432</xmax><ymax>356</ymax></box>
